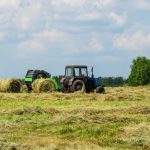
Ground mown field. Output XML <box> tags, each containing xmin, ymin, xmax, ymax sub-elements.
<box><xmin>0</xmin><ymin>87</ymin><xmax>150</xmax><ymax>150</ymax></box>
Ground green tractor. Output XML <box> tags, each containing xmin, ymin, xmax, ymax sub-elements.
<box><xmin>60</xmin><ymin>65</ymin><xmax>105</xmax><ymax>93</ymax></box>
<box><xmin>24</xmin><ymin>70</ymin><xmax>59</xmax><ymax>92</ymax></box>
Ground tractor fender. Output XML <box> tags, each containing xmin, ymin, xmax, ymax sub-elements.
<box><xmin>60</xmin><ymin>77</ymin><xmax>65</xmax><ymax>84</ymax></box>
<box><xmin>68</xmin><ymin>78</ymin><xmax>74</xmax><ymax>86</ymax></box>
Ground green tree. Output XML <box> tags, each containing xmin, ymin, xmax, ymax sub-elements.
<box><xmin>128</xmin><ymin>56</ymin><xmax>150</xmax><ymax>86</ymax></box>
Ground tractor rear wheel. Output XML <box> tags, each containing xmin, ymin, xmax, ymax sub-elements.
<box><xmin>71</xmin><ymin>80</ymin><xmax>86</xmax><ymax>92</ymax></box>
<box><xmin>96</xmin><ymin>86</ymin><xmax>105</xmax><ymax>94</ymax></box>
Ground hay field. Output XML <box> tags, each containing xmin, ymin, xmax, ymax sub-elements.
<box><xmin>0</xmin><ymin>86</ymin><xmax>150</xmax><ymax>150</ymax></box>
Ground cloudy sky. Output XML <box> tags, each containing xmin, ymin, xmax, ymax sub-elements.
<box><xmin>0</xmin><ymin>0</ymin><xmax>150</xmax><ymax>78</ymax></box>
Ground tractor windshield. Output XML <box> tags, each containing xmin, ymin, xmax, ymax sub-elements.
<box><xmin>65</xmin><ymin>67</ymin><xmax>73</xmax><ymax>77</ymax></box>
<box><xmin>74</xmin><ymin>67</ymin><xmax>88</xmax><ymax>77</ymax></box>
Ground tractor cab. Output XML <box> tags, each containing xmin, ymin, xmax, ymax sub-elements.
<box><xmin>65</xmin><ymin>65</ymin><xmax>88</xmax><ymax>78</ymax></box>
<box><xmin>60</xmin><ymin>65</ymin><xmax>105</xmax><ymax>93</ymax></box>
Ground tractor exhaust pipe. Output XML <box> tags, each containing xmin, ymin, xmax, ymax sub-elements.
<box><xmin>91</xmin><ymin>67</ymin><xmax>94</xmax><ymax>78</ymax></box>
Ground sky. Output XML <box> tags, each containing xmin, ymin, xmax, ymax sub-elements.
<box><xmin>0</xmin><ymin>0</ymin><xmax>150</xmax><ymax>78</ymax></box>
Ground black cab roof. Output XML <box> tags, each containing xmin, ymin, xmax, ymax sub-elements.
<box><xmin>65</xmin><ymin>65</ymin><xmax>87</xmax><ymax>68</ymax></box>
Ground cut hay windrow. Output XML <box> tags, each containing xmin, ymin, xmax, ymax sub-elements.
<box><xmin>0</xmin><ymin>78</ymin><xmax>21</xmax><ymax>93</ymax></box>
<box><xmin>32</xmin><ymin>79</ymin><xmax>56</xmax><ymax>93</ymax></box>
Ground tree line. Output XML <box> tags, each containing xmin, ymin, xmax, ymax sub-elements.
<box><xmin>99</xmin><ymin>77</ymin><xmax>127</xmax><ymax>87</ymax></box>
<box><xmin>53</xmin><ymin>56</ymin><xmax>150</xmax><ymax>87</ymax></box>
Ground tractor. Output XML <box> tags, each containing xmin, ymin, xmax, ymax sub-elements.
<box><xmin>60</xmin><ymin>65</ymin><xmax>105</xmax><ymax>93</ymax></box>
<box><xmin>24</xmin><ymin>70</ymin><xmax>59</xmax><ymax>92</ymax></box>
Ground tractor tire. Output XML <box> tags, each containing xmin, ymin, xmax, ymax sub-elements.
<box><xmin>96</xmin><ymin>86</ymin><xmax>105</xmax><ymax>94</ymax></box>
<box><xmin>71</xmin><ymin>80</ymin><xmax>86</xmax><ymax>93</ymax></box>
<box><xmin>60</xmin><ymin>86</ymin><xmax>68</xmax><ymax>93</ymax></box>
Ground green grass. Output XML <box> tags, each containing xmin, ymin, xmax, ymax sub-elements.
<box><xmin>0</xmin><ymin>86</ymin><xmax>150</xmax><ymax>150</ymax></box>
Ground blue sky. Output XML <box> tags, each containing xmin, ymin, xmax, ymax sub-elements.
<box><xmin>0</xmin><ymin>0</ymin><xmax>150</xmax><ymax>78</ymax></box>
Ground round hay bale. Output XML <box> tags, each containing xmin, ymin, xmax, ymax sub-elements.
<box><xmin>32</xmin><ymin>79</ymin><xmax>56</xmax><ymax>93</ymax></box>
<box><xmin>0</xmin><ymin>78</ymin><xmax>21</xmax><ymax>93</ymax></box>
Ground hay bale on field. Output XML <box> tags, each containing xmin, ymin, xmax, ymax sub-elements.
<box><xmin>32</xmin><ymin>79</ymin><xmax>56</xmax><ymax>93</ymax></box>
<box><xmin>0</xmin><ymin>78</ymin><xmax>21</xmax><ymax>93</ymax></box>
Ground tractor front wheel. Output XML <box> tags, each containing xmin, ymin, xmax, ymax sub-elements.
<box><xmin>96</xmin><ymin>86</ymin><xmax>105</xmax><ymax>94</ymax></box>
<box><xmin>71</xmin><ymin>80</ymin><xmax>86</xmax><ymax>93</ymax></box>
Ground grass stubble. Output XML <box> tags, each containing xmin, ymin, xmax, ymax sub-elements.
<box><xmin>0</xmin><ymin>86</ymin><xmax>149</xmax><ymax>150</ymax></box>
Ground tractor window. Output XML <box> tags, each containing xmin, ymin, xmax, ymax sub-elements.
<box><xmin>81</xmin><ymin>68</ymin><xmax>88</xmax><ymax>77</ymax></box>
<box><xmin>74</xmin><ymin>68</ymin><xmax>80</xmax><ymax>76</ymax></box>
<box><xmin>26</xmin><ymin>70</ymin><xmax>34</xmax><ymax>78</ymax></box>
<box><xmin>66</xmin><ymin>68</ymin><xmax>73</xmax><ymax>77</ymax></box>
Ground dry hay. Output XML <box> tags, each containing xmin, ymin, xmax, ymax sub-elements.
<box><xmin>128</xmin><ymin>106</ymin><xmax>150</xmax><ymax>114</ymax></box>
<box><xmin>29</xmin><ymin>137</ymin><xmax>108</xmax><ymax>150</ymax></box>
<box><xmin>0</xmin><ymin>141</ymin><xmax>33</xmax><ymax>150</ymax></box>
<box><xmin>122</xmin><ymin>123</ymin><xmax>150</xmax><ymax>149</ymax></box>
<box><xmin>5</xmin><ymin>106</ymin><xmax>60</xmax><ymax>116</ymax></box>
<box><xmin>0</xmin><ymin>86</ymin><xmax>149</xmax><ymax>101</ymax></box>
<box><xmin>0</xmin><ymin>78</ymin><xmax>21</xmax><ymax>93</ymax></box>
<box><xmin>21</xmin><ymin>85</ymin><xmax>28</xmax><ymax>93</ymax></box>
<box><xmin>32</xmin><ymin>79</ymin><xmax>56</xmax><ymax>93</ymax></box>
<box><xmin>101</xmin><ymin>86</ymin><xmax>150</xmax><ymax>101</ymax></box>
<box><xmin>0</xmin><ymin>141</ymin><xmax>18</xmax><ymax>150</ymax></box>
<box><xmin>49</xmin><ymin>108</ymin><xmax>130</xmax><ymax>124</ymax></box>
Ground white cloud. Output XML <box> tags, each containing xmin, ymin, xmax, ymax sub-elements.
<box><xmin>0</xmin><ymin>32</ymin><xmax>5</xmax><ymax>40</ymax></box>
<box><xmin>101</xmin><ymin>0</ymin><xmax>114</xmax><ymax>6</ymax></box>
<box><xmin>18</xmin><ymin>40</ymin><xmax>44</xmax><ymax>52</ymax></box>
<box><xmin>13</xmin><ymin>1</ymin><xmax>46</xmax><ymax>31</ymax></box>
<box><xmin>134</xmin><ymin>0</ymin><xmax>150</xmax><ymax>10</ymax></box>
<box><xmin>51</xmin><ymin>0</ymin><xmax>117</xmax><ymax>16</ymax></box>
<box><xmin>81</xmin><ymin>33</ymin><xmax>103</xmax><ymax>53</ymax></box>
<box><xmin>95</xmin><ymin>0</ymin><xmax>115</xmax><ymax>8</ymax></box>
<box><xmin>109</xmin><ymin>12</ymin><xmax>127</xmax><ymax>26</ymax></box>
<box><xmin>95</xmin><ymin>56</ymin><xmax>124</xmax><ymax>62</ymax></box>
<box><xmin>50</xmin><ymin>0</ymin><xmax>127</xmax><ymax>28</ymax></box>
<box><xmin>89</xmin><ymin>36</ymin><xmax>103</xmax><ymax>52</ymax></box>
<box><xmin>0</xmin><ymin>0</ymin><xmax>20</xmax><ymax>8</ymax></box>
<box><xmin>0</xmin><ymin>0</ymin><xmax>125</xmax><ymax>33</ymax></box>
<box><xmin>114</xmin><ymin>32</ymin><xmax>150</xmax><ymax>51</ymax></box>
<box><xmin>51</xmin><ymin>0</ymin><xmax>86</xmax><ymax>8</ymax></box>
<box><xmin>51</xmin><ymin>0</ymin><xmax>115</xmax><ymax>8</ymax></box>
<box><xmin>17</xmin><ymin>29</ymin><xmax>77</xmax><ymax>57</ymax></box>
<box><xmin>17</xmin><ymin>40</ymin><xmax>45</xmax><ymax>57</ymax></box>
<box><xmin>75</xmin><ymin>12</ymin><xmax>103</xmax><ymax>21</ymax></box>
<box><xmin>32</xmin><ymin>30</ymin><xmax>69</xmax><ymax>43</ymax></box>
<box><xmin>74</xmin><ymin>11</ymin><xmax>127</xmax><ymax>27</ymax></box>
